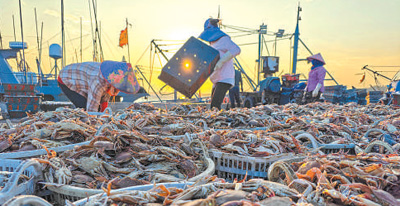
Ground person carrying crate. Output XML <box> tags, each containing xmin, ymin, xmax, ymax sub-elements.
<box><xmin>57</xmin><ymin>61</ymin><xmax>140</xmax><ymax>112</ymax></box>
<box><xmin>199</xmin><ymin>18</ymin><xmax>241</xmax><ymax>110</ymax></box>
<box><xmin>303</xmin><ymin>53</ymin><xmax>326</xmax><ymax>104</ymax></box>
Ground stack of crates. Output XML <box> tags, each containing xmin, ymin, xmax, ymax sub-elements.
<box><xmin>368</xmin><ymin>91</ymin><xmax>383</xmax><ymax>104</ymax></box>
<box><xmin>3</xmin><ymin>83</ymin><xmax>41</xmax><ymax>118</ymax></box>
<box><xmin>356</xmin><ymin>89</ymin><xmax>367</xmax><ymax>105</ymax></box>
<box><xmin>343</xmin><ymin>89</ymin><xmax>358</xmax><ymax>103</ymax></box>
<box><xmin>323</xmin><ymin>85</ymin><xmax>347</xmax><ymax>104</ymax></box>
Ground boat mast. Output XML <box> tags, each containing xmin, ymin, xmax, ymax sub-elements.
<box><xmin>0</xmin><ymin>27</ymin><xmax>3</xmax><ymax>49</ymax></box>
<box><xmin>18</xmin><ymin>0</ymin><xmax>27</xmax><ymax>83</ymax></box>
<box><xmin>126</xmin><ymin>18</ymin><xmax>131</xmax><ymax>63</ymax></box>
<box><xmin>291</xmin><ymin>4</ymin><xmax>301</xmax><ymax>74</ymax></box>
<box><xmin>80</xmin><ymin>17</ymin><xmax>82</xmax><ymax>62</ymax></box>
<box><xmin>34</xmin><ymin>8</ymin><xmax>42</xmax><ymax>85</ymax></box>
<box><xmin>92</xmin><ymin>0</ymin><xmax>104</xmax><ymax>61</ymax></box>
<box><xmin>61</xmin><ymin>0</ymin><xmax>65</xmax><ymax>72</ymax></box>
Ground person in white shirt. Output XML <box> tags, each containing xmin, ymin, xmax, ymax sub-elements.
<box><xmin>199</xmin><ymin>18</ymin><xmax>241</xmax><ymax>110</ymax></box>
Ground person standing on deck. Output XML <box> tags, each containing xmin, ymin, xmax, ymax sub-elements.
<box><xmin>57</xmin><ymin>61</ymin><xmax>140</xmax><ymax>112</ymax></box>
<box><xmin>228</xmin><ymin>69</ymin><xmax>243</xmax><ymax>108</ymax></box>
<box><xmin>199</xmin><ymin>18</ymin><xmax>241</xmax><ymax>110</ymax></box>
<box><xmin>304</xmin><ymin>53</ymin><xmax>326</xmax><ymax>103</ymax></box>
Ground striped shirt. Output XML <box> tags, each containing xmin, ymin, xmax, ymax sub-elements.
<box><xmin>59</xmin><ymin>62</ymin><xmax>111</xmax><ymax>112</ymax></box>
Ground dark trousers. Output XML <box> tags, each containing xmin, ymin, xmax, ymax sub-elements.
<box><xmin>58</xmin><ymin>82</ymin><xmax>87</xmax><ymax>109</ymax></box>
<box><xmin>211</xmin><ymin>82</ymin><xmax>232</xmax><ymax>110</ymax></box>
<box><xmin>303</xmin><ymin>91</ymin><xmax>322</xmax><ymax>104</ymax></box>
<box><xmin>229</xmin><ymin>86</ymin><xmax>241</xmax><ymax>108</ymax></box>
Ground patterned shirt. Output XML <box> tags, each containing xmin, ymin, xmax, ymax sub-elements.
<box><xmin>59</xmin><ymin>62</ymin><xmax>111</xmax><ymax>112</ymax></box>
<box><xmin>307</xmin><ymin>66</ymin><xmax>326</xmax><ymax>92</ymax></box>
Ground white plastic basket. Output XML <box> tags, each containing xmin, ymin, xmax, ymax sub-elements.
<box><xmin>0</xmin><ymin>159</ymin><xmax>43</xmax><ymax>205</ymax></box>
<box><xmin>0</xmin><ymin>141</ymin><xmax>91</xmax><ymax>159</ymax></box>
<box><xmin>209</xmin><ymin>150</ymin><xmax>305</xmax><ymax>182</ymax></box>
<box><xmin>44</xmin><ymin>140</ymin><xmax>214</xmax><ymax>205</ymax></box>
<box><xmin>71</xmin><ymin>182</ymin><xmax>193</xmax><ymax>206</ymax></box>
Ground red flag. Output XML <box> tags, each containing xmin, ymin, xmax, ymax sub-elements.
<box><xmin>360</xmin><ymin>74</ymin><xmax>365</xmax><ymax>83</ymax></box>
<box><xmin>119</xmin><ymin>27</ymin><xmax>128</xmax><ymax>47</ymax></box>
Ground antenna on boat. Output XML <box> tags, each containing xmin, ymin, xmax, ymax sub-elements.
<box><xmin>61</xmin><ymin>0</ymin><xmax>65</xmax><ymax>68</ymax></box>
<box><xmin>49</xmin><ymin>44</ymin><xmax>62</xmax><ymax>78</ymax></box>
<box><xmin>18</xmin><ymin>0</ymin><xmax>27</xmax><ymax>83</ymax></box>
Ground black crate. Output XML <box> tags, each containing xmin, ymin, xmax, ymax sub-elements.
<box><xmin>158</xmin><ymin>36</ymin><xmax>220</xmax><ymax>98</ymax></box>
<box><xmin>320</xmin><ymin>144</ymin><xmax>356</xmax><ymax>155</ymax></box>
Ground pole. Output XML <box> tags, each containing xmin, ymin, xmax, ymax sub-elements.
<box><xmin>0</xmin><ymin>28</ymin><xmax>2</xmax><ymax>49</ymax></box>
<box><xmin>18</xmin><ymin>0</ymin><xmax>27</xmax><ymax>83</ymax></box>
<box><xmin>88</xmin><ymin>0</ymin><xmax>96</xmax><ymax>61</ymax></box>
<box><xmin>12</xmin><ymin>15</ymin><xmax>16</xmax><ymax>41</ymax></box>
<box><xmin>291</xmin><ymin>5</ymin><xmax>301</xmax><ymax>74</ymax></box>
<box><xmin>80</xmin><ymin>17</ymin><xmax>82</xmax><ymax>62</ymax></box>
<box><xmin>61</xmin><ymin>0</ymin><xmax>65</xmax><ymax>71</ymax></box>
<box><xmin>135</xmin><ymin>65</ymin><xmax>162</xmax><ymax>102</ymax></box>
<box><xmin>257</xmin><ymin>26</ymin><xmax>262</xmax><ymax>85</ymax></box>
<box><xmin>126</xmin><ymin>18</ymin><xmax>131</xmax><ymax>63</ymax></box>
<box><xmin>34</xmin><ymin>8</ymin><xmax>42</xmax><ymax>84</ymax></box>
<box><xmin>39</xmin><ymin>22</ymin><xmax>43</xmax><ymax>86</ymax></box>
<box><xmin>362</xmin><ymin>66</ymin><xmax>392</xmax><ymax>81</ymax></box>
<box><xmin>13</xmin><ymin>15</ymin><xmax>21</xmax><ymax>71</ymax></box>
<box><xmin>92</xmin><ymin>0</ymin><xmax>104</xmax><ymax>61</ymax></box>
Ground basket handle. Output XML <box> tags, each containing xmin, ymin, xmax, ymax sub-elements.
<box><xmin>1</xmin><ymin>159</ymin><xmax>42</xmax><ymax>194</ymax></box>
<box><xmin>189</xmin><ymin>139</ymin><xmax>209</xmax><ymax>158</ymax></box>
<box><xmin>295</xmin><ymin>133</ymin><xmax>319</xmax><ymax>150</ymax></box>
<box><xmin>3</xmin><ymin>195</ymin><xmax>52</xmax><ymax>206</ymax></box>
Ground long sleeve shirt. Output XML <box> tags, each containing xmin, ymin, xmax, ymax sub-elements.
<box><xmin>306</xmin><ymin>66</ymin><xmax>326</xmax><ymax>92</ymax></box>
<box><xmin>59</xmin><ymin>62</ymin><xmax>111</xmax><ymax>112</ymax></box>
<box><xmin>209</xmin><ymin>36</ymin><xmax>241</xmax><ymax>86</ymax></box>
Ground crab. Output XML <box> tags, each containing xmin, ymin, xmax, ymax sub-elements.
<box><xmin>33</xmin><ymin>146</ymin><xmax>72</xmax><ymax>185</ymax></box>
<box><xmin>70</xmin><ymin>155</ymin><xmax>135</xmax><ymax>178</ymax></box>
<box><xmin>50</xmin><ymin>119</ymin><xmax>95</xmax><ymax>139</ymax></box>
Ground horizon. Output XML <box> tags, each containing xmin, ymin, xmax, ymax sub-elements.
<box><xmin>1</xmin><ymin>0</ymin><xmax>399</xmax><ymax>97</ymax></box>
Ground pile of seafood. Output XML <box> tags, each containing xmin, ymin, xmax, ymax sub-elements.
<box><xmin>35</xmin><ymin>130</ymin><xmax>211</xmax><ymax>190</ymax></box>
<box><xmin>1</xmin><ymin>102</ymin><xmax>400</xmax><ymax>205</ymax></box>
<box><xmin>0</xmin><ymin>108</ymin><xmax>103</xmax><ymax>152</ymax></box>
<box><xmin>69</xmin><ymin>157</ymin><xmax>400</xmax><ymax>206</ymax></box>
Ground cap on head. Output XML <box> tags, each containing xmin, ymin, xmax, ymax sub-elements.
<box><xmin>199</xmin><ymin>18</ymin><xmax>228</xmax><ymax>42</ymax></box>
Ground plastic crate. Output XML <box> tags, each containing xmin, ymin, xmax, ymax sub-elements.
<box><xmin>7</xmin><ymin>103</ymin><xmax>40</xmax><ymax>111</ymax></box>
<box><xmin>72</xmin><ymin>182</ymin><xmax>193</xmax><ymax>206</ymax></box>
<box><xmin>2</xmin><ymin>84</ymin><xmax>36</xmax><ymax>92</ymax></box>
<box><xmin>209</xmin><ymin>150</ymin><xmax>305</xmax><ymax>182</ymax></box>
<box><xmin>8</xmin><ymin>111</ymin><xmax>29</xmax><ymax>118</ymax></box>
<box><xmin>319</xmin><ymin>143</ymin><xmax>356</xmax><ymax>155</ymax></box>
<box><xmin>5</xmin><ymin>96</ymin><xmax>41</xmax><ymax>104</ymax></box>
<box><xmin>393</xmin><ymin>93</ymin><xmax>400</xmax><ymax>106</ymax></box>
<box><xmin>0</xmin><ymin>141</ymin><xmax>91</xmax><ymax>159</ymax></box>
<box><xmin>0</xmin><ymin>159</ymin><xmax>42</xmax><ymax>204</ymax></box>
<box><xmin>3</xmin><ymin>91</ymin><xmax>35</xmax><ymax>96</ymax></box>
<box><xmin>43</xmin><ymin>139</ymin><xmax>214</xmax><ymax>205</ymax></box>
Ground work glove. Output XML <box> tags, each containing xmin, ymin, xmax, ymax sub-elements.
<box><xmin>214</xmin><ymin>51</ymin><xmax>234</xmax><ymax>72</ymax></box>
<box><xmin>312</xmin><ymin>83</ymin><xmax>322</xmax><ymax>98</ymax></box>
